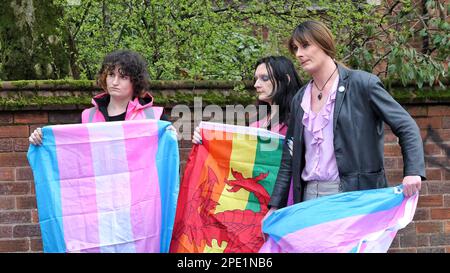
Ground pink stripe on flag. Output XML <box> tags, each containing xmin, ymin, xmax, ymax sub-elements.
<box><xmin>53</xmin><ymin>125</ymin><xmax>100</xmax><ymax>253</ymax></box>
<box><xmin>122</xmin><ymin>120</ymin><xmax>162</xmax><ymax>252</ymax></box>
<box><xmin>277</xmin><ymin>200</ymin><xmax>409</xmax><ymax>253</ymax></box>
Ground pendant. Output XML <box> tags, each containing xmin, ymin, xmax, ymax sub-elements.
<box><xmin>318</xmin><ymin>92</ymin><xmax>322</xmax><ymax>100</ymax></box>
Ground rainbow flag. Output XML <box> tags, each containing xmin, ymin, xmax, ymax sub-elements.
<box><xmin>27</xmin><ymin>119</ymin><xmax>180</xmax><ymax>253</ymax></box>
<box><xmin>259</xmin><ymin>186</ymin><xmax>418</xmax><ymax>253</ymax></box>
<box><xmin>170</xmin><ymin>122</ymin><xmax>284</xmax><ymax>253</ymax></box>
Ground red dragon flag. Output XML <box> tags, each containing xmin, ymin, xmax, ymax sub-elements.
<box><xmin>170</xmin><ymin>122</ymin><xmax>285</xmax><ymax>253</ymax></box>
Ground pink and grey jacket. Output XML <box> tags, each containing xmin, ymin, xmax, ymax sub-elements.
<box><xmin>81</xmin><ymin>92</ymin><xmax>164</xmax><ymax>123</ymax></box>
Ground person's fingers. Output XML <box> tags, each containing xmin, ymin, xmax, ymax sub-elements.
<box><xmin>192</xmin><ymin>130</ymin><xmax>202</xmax><ymax>144</ymax></box>
<box><xmin>35</xmin><ymin>130</ymin><xmax>43</xmax><ymax>144</ymax></box>
<box><xmin>29</xmin><ymin>134</ymin><xmax>41</xmax><ymax>146</ymax></box>
<box><xmin>29</xmin><ymin>136</ymin><xmax>36</xmax><ymax>145</ymax></box>
<box><xmin>404</xmin><ymin>184</ymin><xmax>414</xmax><ymax>197</ymax></box>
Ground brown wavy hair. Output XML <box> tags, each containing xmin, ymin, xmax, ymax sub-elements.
<box><xmin>288</xmin><ymin>20</ymin><xmax>336</xmax><ymax>59</ymax></box>
<box><xmin>97</xmin><ymin>50</ymin><xmax>150</xmax><ymax>98</ymax></box>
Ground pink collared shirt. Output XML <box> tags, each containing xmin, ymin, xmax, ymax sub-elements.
<box><xmin>300</xmin><ymin>77</ymin><xmax>340</xmax><ymax>182</ymax></box>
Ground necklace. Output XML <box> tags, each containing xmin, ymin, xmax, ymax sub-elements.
<box><xmin>313</xmin><ymin>65</ymin><xmax>338</xmax><ymax>100</ymax></box>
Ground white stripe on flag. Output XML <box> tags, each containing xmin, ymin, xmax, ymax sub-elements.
<box><xmin>87</xmin><ymin>122</ymin><xmax>136</xmax><ymax>253</ymax></box>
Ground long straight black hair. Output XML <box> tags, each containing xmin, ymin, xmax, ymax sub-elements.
<box><xmin>254</xmin><ymin>56</ymin><xmax>302</xmax><ymax>126</ymax></box>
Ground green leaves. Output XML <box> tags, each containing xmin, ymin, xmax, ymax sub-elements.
<box><xmin>0</xmin><ymin>0</ymin><xmax>447</xmax><ymax>90</ymax></box>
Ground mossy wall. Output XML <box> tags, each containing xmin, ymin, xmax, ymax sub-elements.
<box><xmin>0</xmin><ymin>80</ymin><xmax>449</xmax><ymax>111</ymax></box>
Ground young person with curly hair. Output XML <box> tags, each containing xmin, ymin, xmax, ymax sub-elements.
<box><xmin>29</xmin><ymin>50</ymin><xmax>171</xmax><ymax>145</ymax></box>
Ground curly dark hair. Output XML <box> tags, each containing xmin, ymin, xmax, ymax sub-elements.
<box><xmin>97</xmin><ymin>50</ymin><xmax>150</xmax><ymax>97</ymax></box>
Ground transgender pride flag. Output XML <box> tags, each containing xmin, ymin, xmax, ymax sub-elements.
<box><xmin>260</xmin><ymin>186</ymin><xmax>418</xmax><ymax>253</ymax></box>
<box><xmin>27</xmin><ymin>119</ymin><xmax>179</xmax><ymax>253</ymax></box>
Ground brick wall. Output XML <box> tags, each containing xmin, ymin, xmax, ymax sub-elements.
<box><xmin>0</xmin><ymin>88</ymin><xmax>449</xmax><ymax>252</ymax></box>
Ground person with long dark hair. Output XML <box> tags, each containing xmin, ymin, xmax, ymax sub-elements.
<box><xmin>192</xmin><ymin>55</ymin><xmax>302</xmax><ymax>142</ymax></box>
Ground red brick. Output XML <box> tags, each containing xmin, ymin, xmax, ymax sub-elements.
<box><xmin>0</xmin><ymin>168</ymin><xmax>15</xmax><ymax>181</ymax></box>
<box><xmin>418</xmin><ymin>195</ymin><xmax>443</xmax><ymax>207</ymax></box>
<box><xmin>0</xmin><ymin>113</ymin><xmax>13</xmax><ymax>124</ymax></box>
<box><xmin>14</xmin><ymin>112</ymin><xmax>48</xmax><ymax>124</ymax></box>
<box><xmin>179</xmin><ymin>148</ymin><xmax>192</xmax><ymax>162</ymax></box>
<box><xmin>0</xmin><ymin>226</ymin><xmax>12</xmax><ymax>238</ymax></box>
<box><xmin>445</xmin><ymin>169</ymin><xmax>450</xmax><ymax>180</ymax></box>
<box><xmin>14</xmin><ymin>138</ymin><xmax>30</xmax><ymax>152</ymax></box>
<box><xmin>16</xmin><ymin>167</ymin><xmax>33</xmax><ymax>181</ymax></box>
<box><xmin>48</xmin><ymin>111</ymin><xmax>81</xmax><ymax>124</ymax></box>
<box><xmin>0</xmin><ymin>211</ymin><xmax>31</xmax><ymax>224</ymax></box>
<box><xmin>424</xmin><ymin>143</ymin><xmax>442</xmax><ymax>156</ymax></box>
<box><xmin>0</xmin><ymin>239</ymin><xmax>29</xmax><ymax>252</ymax></box>
<box><xmin>431</xmin><ymin>208</ymin><xmax>450</xmax><ymax>220</ymax></box>
<box><xmin>417</xmin><ymin>247</ymin><xmax>445</xmax><ymax>253</ymax></box>
<box><xmin>414</xmin><ymin>208</ymin><xmax>430</xmax><ymax>220</ymax></box>
<box><xmin>384</xmin><ymin>144</ymin><xmax>401</xmax><ymax>156</ymax></box>
<box><xmin>445</xmin><ymin>221</ymin><xmax>450</xmax><ymax>233</ymax></box>
<box><xmin>388</xmin><ymin>248</ymin><xmax>417</xmax><ymax>253</ymax></box>
<box><xmin>0</xmin><ymin>125</ymin><xmax>29</xmax><ymax>138</ymax></box>
<box><xmin>400</xmin><ymin>234</ymin><xmax>418</xmax><ymax>247</ymax></box>
<box><xmin>427</xmin><ymin>182</ymin><xmax>450</xmax><ymax>195</ymax></box>
<box><xmin>384</xmin><ymin>157</ymin><xmax>398</xmax><ymax>169</ymax></box>
<box><xmin>386</xmin><ymin>169</ymin><xmax>403</xmax><ymax>183</ymax></box>
<box><xmin>416</xmin><ymin>222</ymin><xmax>443</xmax><ymax>233</ymax></box>
<box><xmin>425</xmin><ymin>156</ymin><xmax>449</xmax><ymax>168</ymax></box>
<box><xmin>180</xmin><ymin>139</ymin><xmax>194</xmax><ymax>148</ymax></box>
<box><xmin>31</xmin><ymin>209</ymin><xmax>39</xmax><ymax>224</ymax></box>
<box><xmin>406</xmin><ymin>106</ymin><xmax>428</xmax><ymax>117</ymax></box>
<box><xmin>0</xmin><ymin>139</ymin><xmax>13</xmax><ymax>152</ymax></box>
<box><xmin>426</xmin><ymin>169</ymin><xmax>442</xmax><ymax>181</ymax></box>
<box><xmin>417</xmin><ymin>235</ymin><xmax>431</xmax><ymax>247</ymax></box>
<box><xmin>0</xmin><ymin>153</ymin><xmax>29</xmax><ymax>167</ymax></box>
<box><xmin>428</xmin><ymin>106</ymin><xmax>450</xmax><ymax>116</ymax></box>
<box><xmin>30</xmin><ymin>238</ymin><xmax>43</xmax><ymax>252</ymax></box>
<box><xmin>16</xmin><ymin>196</ymin><xmax>37</xmax><ymax>210</ymax></box>
<box><xmin>13</xmin><ymin>224</ymin><xmax>41</xmax><ymax>238</ymax></box>
<box><xmin>0</xmin><ymin>197</ymin><xmax>15</xmax><ymax>210</ymax></box>
<box><xmin>430</xmin><ymin>234</ymin><xmax>450</xmax><ymax>246</ymax></box>
<box><xmin>30</xmin><ymin>181</ymin><xmax>35</xmax><ymax>195</ymax></box>
<box><xmin>390</xmin><ymin>235</ymin><xmax>400</xmax><ymax>248</ymax></box>
<box><xmin>443</xmin><ymin>117</ymin><xmax>450</xmax><ymax>129</ymax></box>
<box><xmin>444</xmin><ymin>195</ymin><xmax>450</xmax><ymax>207</ymax></box>
<box><xmin>384</xmin><ymin>133</ymin><xmax>398</xmax><ymax>143</ymax></box>
<box><xmin>415</xmin><ymin>117</ymin><xmax>442</xmax><ymax>129</ymax></box>
<box><xmin>0</xmin><ymin>182</ymin><xmax>30</xmax><ymax>195</ymax></box>
<box><xmin>421</xmin><ymin>129</ymin><xmax>450</xmax><ymax>142</ymax></box>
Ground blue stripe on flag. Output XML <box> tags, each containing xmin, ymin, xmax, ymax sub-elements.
<box><xmin>27</xmin><ymin>127</ymin><xmax>66</xmax><ymax>252</ymax></box>
<box><xmin>263</xmin><ymin>186</ymin><xmax>404</xmax><ymax>241</ymax></box>
<box><xmin>156</xmin><ymin>121</ymin><xmax>180</xmax><ymax>252</ymax></box>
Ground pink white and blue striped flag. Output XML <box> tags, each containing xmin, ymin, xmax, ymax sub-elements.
<box><xmin>27</xmin><ymin>119</ymin><xmax>180</xmax><ymax>253</ymax></box>
<box><xmin>259</xmin><ymin>186</ymin><xmax>418</xmax><ymax>253</ymax></box>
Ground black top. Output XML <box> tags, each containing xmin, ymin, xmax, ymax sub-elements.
<box><xmin>108</xmin><ymin>111</ymin><xmax>127</xmax><ymax>121</ymax></box>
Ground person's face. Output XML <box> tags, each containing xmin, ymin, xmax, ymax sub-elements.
<box><xmin>292</xmin><ymin>39</ymin><xmax>329</xmax><ymax>75</ymax></box>
<box><xmin>254</xmin><ymin>63</ymin><xmax>274</xmax><ymax>104</ymax></box>
<box><xmin>106</xmin><ymin>67</ymin><xmax>134</xmax><ymax>100</ymax></box>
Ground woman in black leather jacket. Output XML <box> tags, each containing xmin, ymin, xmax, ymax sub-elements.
<box><xmin>266</xmin><ymin>20</ymin><xmax>425</xmax><ymax>216</ymax></box>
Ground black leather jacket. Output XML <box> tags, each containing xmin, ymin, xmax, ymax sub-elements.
<box><xmin>269</xmin><ymin>64</ymin><xmax>426</xmax><ymax>208</ymax></box>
